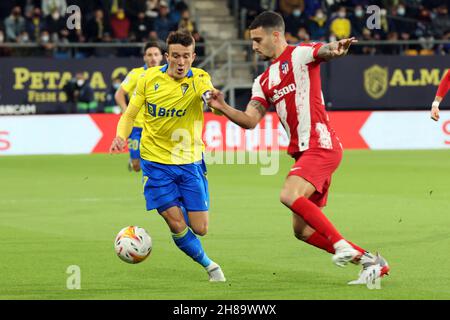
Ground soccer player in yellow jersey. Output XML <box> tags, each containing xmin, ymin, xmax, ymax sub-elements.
<box><xmin>114</xmin><ymin>42</ymin><xmax>164</xmax><ymax>172</ymax></box>
<box><xmin>110</xmin><ymin>31</ymin><xmax>226</xmax><ymax>282</ymax></box>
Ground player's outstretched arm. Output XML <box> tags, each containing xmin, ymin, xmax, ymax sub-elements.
<box><xmin>208</xmin><ymin>89</ymin><xmax>265</xmax><ymax>129</ymax></box>
<box><xmin>317</xmin><ymin>37</ymin><xmax>358</xmax><ymax>61</ymax></box>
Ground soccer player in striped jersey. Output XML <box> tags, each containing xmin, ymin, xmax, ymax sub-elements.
<box><xmin>114</xmin><ymin>42</ymin><xmax>164</xmax><ymax>172</ymax></box>
<box><xmin>431</xmin><ymin>69</ymin><xmax>449</xmax><ymax>121</ymax></box>
<box><xmin>110</xmin><ymin>31</ymin><xmax>225</xmax><ymax>282</ymax></box>
<box><xmin>208</xmin><ymin>11</ymin><xmax>389</xmax><ymax>287</ymax></box>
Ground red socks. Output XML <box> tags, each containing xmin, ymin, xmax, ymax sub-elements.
<box><xmin>305</xmin><ymin>231</ymin><xmax>335</xmax><ymax>254</ymax></box>
<box><xmin>291</xmin><ymin>197</ymin><xmax>344</xmax><ymax>245</ymax></box>
<box><xmin>305</xmin><ymin>232</ymin><xmax>366</xmax><ymax>255</ymax></box>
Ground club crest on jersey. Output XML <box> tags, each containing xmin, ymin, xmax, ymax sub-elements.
<box><xmin>181</xmin><ymin>83</ymin><xmax>189</xmax><ymax>95</ymax></box>
<box><xmin>154</xmin><ymin>83</ymin><xmax>160</xmax><ymax>91</ymax></box>
<box><xmin>281</xmin><ymin>61</ymin><xmax>289</xmax><ymax>74</ymax></box>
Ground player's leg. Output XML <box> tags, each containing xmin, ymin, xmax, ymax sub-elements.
<box><xmin>127</xmin><ymin>127</ymin><xmax>142</xmax><ymax>172</ymax></box>
<box><xmin>178</xmin><ymin>159</ymin><xmax>225</xmax><ymax>281</ymax></box>
<box><xmin>159</xmin><ymin>205</ymin><xmax>214</xmax><ymax>268</ymax></box>
<box><xmin>280</xmin><ymin>148</ymin><xmax>365</xmax><ymax>266</ymax></box>
<box><xmin>292</xmin><ymin>213</ymin><xmax>334</xmax><ymax>254</ymax></box>
<box><xmin>188</xmin><ymin>211</ymin><xmax>208</xmax><ymax>236</ymax></box>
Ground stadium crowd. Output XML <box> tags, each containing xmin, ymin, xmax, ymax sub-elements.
<box><xmin>0</xmin><ymin>0</ymin><xmax>448</xmax><ymax>56</ymax></box>
<box><xmin>0</xmin><ymin>0</ymin><xmax>205</xmax><ymax>57</ymax></box>
<box><xmin>237</xmin><ymin>0</ymin><xmax>450</xmax><ymax>54</ymax></box>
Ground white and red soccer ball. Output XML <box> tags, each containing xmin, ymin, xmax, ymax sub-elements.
<box><xmin>114</xmin><ymin>226</ymin><xmax>152</xmax><ymax>264</ymax></box>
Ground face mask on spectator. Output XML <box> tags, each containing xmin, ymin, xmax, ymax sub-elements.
<box><xmin>41</xmin><ymin>35</ymin><xmax>50</xmax><ymax>42</ymax></box>
<box><xmin>77</xmin><ymin>79</ymin><xmax>85</xmax><ymax>87</ymax></box>
<box><xmin>21</xmin><ymin>34</ymin><xmax>29</xmax><ymax>42</ymax></box>
<box><xmin>316</xmin><ymin>11</ymin><xmax>324</xmax><ymax>19</ymax></box>
<box><xmin>113</xmin><ymin>83</ymin><xmax>121</xmax><ymax>90</ymax></box>
<box><xmin>293</xmin><ymin>9</ymin><xmax>302</xmax><ymax>17</ymax></box>
<box><xmin>355</xmin><ymin>9</ymin><xmax>363</xmax><ymax>18</ymax></box>
<box><xmin>0</xmin><ymin>34</ymin><xmax>4</xmax><ymax>43</ymax></box>
<box><xmin>397</xmin><ymin>7</ymin><xmax>405</xmax><ymax>16</ymax></box>
<box><xmin>338</xmin><ymin>11</ymin><xmax>346</xmax><ymax>18</ymax></box>
<box><xmin>52</xmin><ymin>12</ymin><xmax>60</xmax><ymax>20</ymax></box>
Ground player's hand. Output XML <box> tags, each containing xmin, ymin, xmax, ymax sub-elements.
<box><xmin>110</xmin><ymin>136</ymin><xmax>126</xmax><ymax>154</ymax></box>
<box><xmin>431</xmin><ymin>105</ymin><xmax>440</xmax><ymax>121</ymax></box>
<box><xmin>332</xmin><ymin>37</ymin><xmax>358</xmax><ymax>57</ymax></box>
<box><xmin>208</xmin><ymin>89</ymin><xmax>226</xmax><ymax>112</ymax></box>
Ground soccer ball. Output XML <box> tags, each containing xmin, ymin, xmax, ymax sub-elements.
<box><xmin>114</xmin><ymin>226</ymin><xmax>152</xmax><ymax>264</ymax></box>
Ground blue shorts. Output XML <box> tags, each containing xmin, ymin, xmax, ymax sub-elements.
<box><xmin>141</xmin><ymin>158</ymin><xmax>209</xmax><ymax>213</ymax></box>
<box><xmin>127</xmin><ymin>127</ymin><xmax>142</xmax><ymax>160</ymax></box>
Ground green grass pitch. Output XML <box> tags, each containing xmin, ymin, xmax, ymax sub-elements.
<box><xmin>1</xmin><ymin>150</ymin><xmax>449</xmax><ymax>300</ymax></box>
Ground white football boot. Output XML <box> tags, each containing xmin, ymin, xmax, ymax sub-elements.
<box><xmin>348</xmin><ymin>253</ymin><xmax>390</xmax><ymax>289</ymax></box>
<box><xmin>206</xmin><ymin>262</ymin><xmax>226</xmax><ymax>282</ymax></box>
<box><xmin>332</xmin><ymin>240</ymin><xmax>362</xmax><ymax>267</ymax></box>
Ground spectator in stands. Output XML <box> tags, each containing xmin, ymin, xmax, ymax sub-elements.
<box><xmin>284</xmin><ymin>5</ymin><xmax>307</xmax><ymax>43</ymax></box>
<box><xmin>132</xmin><ymin>11</ymin><xmax>155</xmax><ymax>42</ymax></box>
<box><xmin>110</xmin><ymin>8</ymin><xmax>131</xmax><ymax>40</ymax></box>
<box><xmin>46</xmin><ymin>8</ymin><xmax>66</xmax><ymax>41</ymax></box>
<box><xmin>145</xmin><ymin>0</ymin><xmax>160</xmax><ymax>18</ymax></box>
<box><xmin>431</xmin><ymin>4</ymin><xmax>450</xmax><ymax>39</ymax></box>
<box><xmin>178</xmin><ymin>9</ymin><xmax>196</xmax><ymax>34</ymax></box>
<box><xmin>240</xmin><ymin>0</ymin><xmax>264</xmax><ymax>30</ymax></box>
<box><xmin>329</xmin><ymin>6</ymin><xmax>352</xmax><ymax>39</ymax></box>
<box><xmin>308</xmin><ymin>8</ymin><xmax>328</xmax><ymax>41</ymax></box>
<box><xmin>352</xmin><ymin>27</ymin><xmax>377</xmax><ymax>55</ymax></box>
<box><xmin>304</xmin><ymin>0</ymin><xmax>322</xmax><ymax>18</ymax></box>
<box><xmin>279</xmin><ymin>0</ymin><xmax>305</xmax><ymax>16</ymax></box>
<box><xmin>296</xmin><ymin>26</ymin><xmax>310</xmax><ymax>43</ymax></box>
<box><xmin>74</xmin><ymin>72</ymin><xmax>97</xmax><ymax>114</ymax></box>
<box><xmin>350</xmin><ymin>4</ymin><xmax>366</xmax><ymax>38</ymax></box>
<box><xmin>104</xmin><ymin>76</ymin><xmax>123</xmax><ymax>114</ymax></box>
<box><xmin>86</xmin><ymin>9</ymin><xmax>111</xmax><ymax>42</ymax></box>
<box><xmin>171</xmin><ymin>0</ymin><xmax>189</xmax><ymax>23</ymax></box>
<box><xmin>4</xmin><ymin>6</ymin><xmax>26</xmax><ymax>42</ymax></box>
<box><xmin>154</xmin><ymin>1</ymin><xmax>176</xmax><ymax>41</ymax></box>
<box><xmin>26</xmin><ymin>7</ymin><xmax>46</xmax><ymax>41</ymax></box>
<box><xmin>42</xmin><ymin>0</ymin><xmax>67</xmax><ymax>17</ymax></box>
<box><xmin>389</xmin><ymin>4</ymin><xmax>417</xmax><ymax>40</ymax></box>
<box><xmin>38</xmin><ymin>30</ymin><xmax>56</xmax><ymax>57</ymax></box>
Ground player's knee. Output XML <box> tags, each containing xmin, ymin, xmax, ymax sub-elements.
<box><xmin>294</xmin><ymin>230</ymin><xmax>312</xmax><ymax>242</ymax></box>
<box><xmin>192</xmin><ymin>224</ymin><xmax>208</xmax><ymax>236</ymax></box>
<box><xmin>280</xmin><ymin>188</ymin><xmax>298</xmax><ymax>207</ymax></box>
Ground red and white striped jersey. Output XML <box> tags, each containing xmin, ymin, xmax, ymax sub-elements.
<box><xmin>251</xmin><ymin>43</ymin><xmax>341</xmax><ymax>157</ymax></box>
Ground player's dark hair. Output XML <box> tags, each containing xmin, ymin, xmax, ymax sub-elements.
<box><xmin>166</xmin><ymin>30</ymin><xmax>195</xmax><ymax>50</ymax></box>
<box><xmin>249</xmin><ymin>11</ymin><xmax>285</xmax><ymax>32</ymax></box>
<box><xmin>144</xmin><ymin>41</ymin><xmax>163</xmax><ymax>54</ymax></box>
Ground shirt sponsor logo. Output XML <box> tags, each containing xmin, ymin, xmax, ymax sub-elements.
<box><xmin>147</xmin><ymin>103</ymin><xmax>187</xmax><ymax>117</ymax></box>
<box><xmin>271</xmin><ymin>83</ymin><xmax>296</xmax><ymax>102</ymax></box>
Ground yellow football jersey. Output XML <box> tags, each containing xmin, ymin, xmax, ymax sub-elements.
<box><xmin>128</xmin><ymin>64</ymin><xmax>215</xmax><ymax>164</ymax></box>
<box><xmin>120</xmin><ymin>66</ymin><xmax>147</xmax><ymax>128</ymax></box>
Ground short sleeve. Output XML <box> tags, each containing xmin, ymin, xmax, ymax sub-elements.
<box><xmin>128</xmin><ymin>74</ymin><xmax>146</xmax><ymax>108</ymax></box>
<box><xmin>250</xmin><ymin>74</ymin><xmax>270</xmax><ymax>109</ymax></box>
<box><xmin>196</xmin><ymin>71</ymin><xmax>215</xmax><ymax>97</ymax></box>
<box><xmin>294</xmin><ymin>42</ymin><xmax>324</xmax><ymax>65</ymax></box>
<box><xmin>121</xmin><ymin>69</ymin><xmax>138</xmax><ymax>94</ymax></box>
